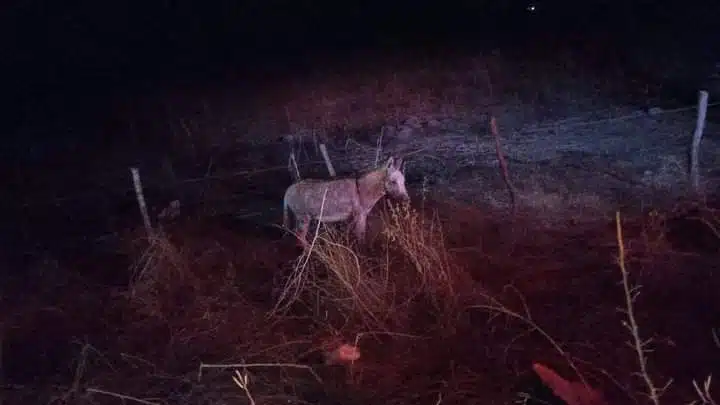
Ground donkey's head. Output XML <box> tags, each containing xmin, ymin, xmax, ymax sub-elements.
<box><xmin>382</xmin><ymin>156</ymin><xmax>410</xmax><ymax>202</ymax></box>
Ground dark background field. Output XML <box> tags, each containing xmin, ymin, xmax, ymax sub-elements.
<box><xmin>3</xmin><ymin>1</ymin><xmax>720</xmax><ymax>405</ymax></box>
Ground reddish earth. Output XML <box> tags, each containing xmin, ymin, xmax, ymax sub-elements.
<box><xmin>2</xmin><ymin>194</ymin><xmax>719</xmax><ymax>405</ymax></box>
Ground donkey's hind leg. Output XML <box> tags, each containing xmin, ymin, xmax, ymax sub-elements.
<box><xmin>296</xmin><ymin>215</ymin><xmax>311</xmax><ymax>248</ymax></box>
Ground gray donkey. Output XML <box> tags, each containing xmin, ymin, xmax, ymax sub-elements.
<box><xmin>283</xmin><ymin>156</ymin><xmax>410</xmax><ymax>245</ymax></box>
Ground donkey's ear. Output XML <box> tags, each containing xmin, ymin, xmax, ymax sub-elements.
<box><xmin>395</xmin><ymin>157</ymin><xmax>405</xmax><ymax>170</ymax></box>
<box><xmin>384</xmin><ymin>156</ymin><xmax>394</xmax><ymax>169</ymax></box>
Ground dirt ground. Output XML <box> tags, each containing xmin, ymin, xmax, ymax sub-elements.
<box><xmin>4</xmin><ymin>44</ymin><xmax>720</xmax><ymax>405</ymax></box>
<box><xmin>3</xmin><ymin>197</ymin><xmax>720</xmax><ymax>405</ymax></box>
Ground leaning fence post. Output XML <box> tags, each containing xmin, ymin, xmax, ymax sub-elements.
<box><xmin>319</xmin><ymin>143</ymin><xmax>336</xmax><ymax>177</ymax></box>
<box><xmin>130</xmin><ymin>167</ymin><xmax>154</xmax><ymax>237</ymax></box>
<box><xmin>374</xmin><ymin>127</ymin><xmax>385</xmax><ymax>167</ymax></box>
<box><xmin>288</xmin><ymin>151</ymin><xmax>301</xmax><ymax>182</ymax></box>
<box><xmin>690</xmin><ymin>90</ymin><xmax>709</xmax><ymax>196</ymax></box>
<box><xmin>490</xmin><ymin>116</ymin><xmax>517</xmax><ymax>215</ymax></box>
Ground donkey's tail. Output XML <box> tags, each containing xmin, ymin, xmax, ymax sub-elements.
<box><xmin>282</xmin><ymin>193</ymin><xmax>290</xmax><ymax>229</ymax></box>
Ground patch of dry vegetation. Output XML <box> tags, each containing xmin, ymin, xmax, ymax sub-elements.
<box><xmin>3</xmin><ymin>199</ymin><xmax>720</xmax><ymax>405</ymax></box>
<box><xmin>272</xmin><ymin>200</ymin><xmax>469</xmax><ymax>335</ymax></box>
<box><xmin>140</xmin><ymin>44</ymin><xmax>649</xmax><ymax>158</ymax></box>
<box><xmin>246</xmin><ymin>45</ymin><xmax>645</xmax><ymax>141</ymax></box>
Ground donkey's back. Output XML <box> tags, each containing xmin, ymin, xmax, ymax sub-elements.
<box><xmin>283</xmin><ymin>178</ymin><xmax>360</xmax><ymax>226</ymax></box>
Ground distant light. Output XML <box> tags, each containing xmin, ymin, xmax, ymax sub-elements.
<box><xmin>527</xmin><ymin>4</ymin><xmax>536</xmax><ymax>12</ymax></box>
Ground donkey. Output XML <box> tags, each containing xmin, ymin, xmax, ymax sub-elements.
<box><xmin>283</xmin><ymin>156</ymin><xmax>410</xmax><ymax>246</ymax></box>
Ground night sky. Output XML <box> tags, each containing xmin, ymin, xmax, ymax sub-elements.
<box><xmin>2</xmin><ymin>0</ymin><xmax>716</xmax><ymax>149</ymax></box>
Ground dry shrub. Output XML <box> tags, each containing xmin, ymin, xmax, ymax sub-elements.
<box><xmin>126</xmin><ymin>230</ymin><xmax>197</xmax><ymax>318</ymax></box>
<box><xmin>380</xmin><ymin>200</ymin><xmax>463</xmax><ymax>315</ymax></box>
<box><xmin>310</xmin><ymin>228</ymin><xmax>390</xmax><ymax>322</ymax></box>
<box><xmin>119</xmin><ymin>223</ymin><xmax>321</xmax><ymax>374</ymax></box>
<box><xmin>272</xmin><ymin>199</ymin><xmax>469</xmax><ymax>334</ymax></box>
<box><xmin>273</xmin><ymin>225</ymin><xmax>396</xmax><ymax>330</ymax></box>
<box><xmin>122</xmin><ymin>224</ymin><xmax>268</xmax><ymax>331</ymax></box>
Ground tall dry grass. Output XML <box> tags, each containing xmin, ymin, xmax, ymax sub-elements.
<box><xmin>380</xmin><ymin>200</ymin><xmax>461</xmax><ymax>316</ymax></box>
<box><xmin>272</xmin><ymin>200</ymin><xmax>468</xmax><ymax>332</ymax></box>
<box><xmin>112</xmin><ymin>200</ymin><xmax>720</xmax><ymax>405</ymax></box>
<box><xmin>126</xmin><ymin>229</ymin><xmax>194</xmax><ymax>318</ymax></box>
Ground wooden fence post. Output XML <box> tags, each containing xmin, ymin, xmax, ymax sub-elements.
<box><xmin>690</xmin><ymin>90</ymin><xmax>709</xmax><ymax>195</ymax></box>
<box><xmin>130</xmin><ymin>167</ymin><xmax>154</xmax><ymax>237</ymax></box>
<box><xmin>319</xmin><ymin>143</ymin><xmax>336</xmax><ymax>177</ymax></box>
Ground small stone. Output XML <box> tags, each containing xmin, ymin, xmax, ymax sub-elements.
<box><xmin>397</xmin><ymin>125</ymin><xmax>413</xmax><ymax>139</ymax></box>
<box><xmin>648</xmin><ymin>107</ymin><xmax>663</xmax><ymax>116</ymax></box>
<box><xmin>382</xmin><ymin>125</ymin><xmax>396</xmax><ymax>137</ymax></box>
<box><xmin>428</xmin><ymin>119</ymin><xmax>442</xmax><ymax>128</ymax></box>
<box><xmin>405</xmin><ymin>116</ymin><xmax>422</xmax><ymax>129</ymax></box>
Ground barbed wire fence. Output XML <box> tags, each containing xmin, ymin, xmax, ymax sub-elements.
<box><xmin>9</xmin><ymin>93</ymin><xmax>720</xmax><ymax>254</ymax></box>
<box><xmin>17</xmin><ymin>99</ymin><xmax>720</xmax><ymax>208</ymax></box>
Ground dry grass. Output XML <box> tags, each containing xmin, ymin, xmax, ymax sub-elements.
<box><xmin>271</xmin><ymin>200</ymin><xmax>470</xmax><ymax>334</ymax></box>
<box><xmin>258</xmin><ymin>46</ymin><xmax>641</xmax><ymax>140</ymax></box>
<box><xmin>380</xmin><ymin>200</ymin><xmax>462</xmax><ymax>316</ymax></box>
<box><xmin>4</xmin><ymin>198</ymin><xmax>720</xmax><ymax>405</ymax></box>
<box><xmin>136</xmin><ymin>44</ymin><xmax>647</xmax><ymax>158</ymax></box>
<box><xmin>126</xmin><ymin>229</ymin><xmax>193</xmax><ymax>317</ymax></box>
<box><xmin>274</xmin><ymin>223</ymin><xmax>394</xmax><ymax>329</ymax></box>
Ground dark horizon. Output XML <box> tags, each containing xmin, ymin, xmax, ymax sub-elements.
<box><xmin>5</xmin><ymin>0</ymin><xmax>716</xmax><ymax>93</ymax></box>
<box><xmin>3</xmin><ymin>0</ymin><xmax>718</xmax><ymax>155</ymax></box>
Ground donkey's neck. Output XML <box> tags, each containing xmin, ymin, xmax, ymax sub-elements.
<box><xmin>356</xmin><ymin>169</ymin><xmax>386</xmax><ymax>211</ymax></box>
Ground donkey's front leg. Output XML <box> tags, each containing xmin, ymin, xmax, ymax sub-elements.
<box><xmin>353</xmin><ymin>213</ymin><xmax>368</xmax><ymax>243</ymax></box>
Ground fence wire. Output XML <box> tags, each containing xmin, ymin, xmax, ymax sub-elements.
<box><xmin>12</xmin><ymin>100</ymin><xmax>720</xmax><ymax>210</ymax></box>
